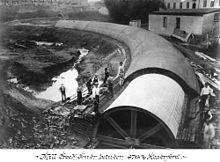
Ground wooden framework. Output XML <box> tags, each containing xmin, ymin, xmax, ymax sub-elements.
<box><xmin>93</xmin><ymin>107</ymin><xmax>176</xmax><ymax>149</ymax></box>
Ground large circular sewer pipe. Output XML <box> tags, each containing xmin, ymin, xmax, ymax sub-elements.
<box><xmin>95</xmin><ymin>74</ymin><xmax>185</xmax><ymax>149</ymax></box>
<box><xmin>55</xmin><ymin>20</ymin><xmax>200</xmax><ymax>149</ymax></box>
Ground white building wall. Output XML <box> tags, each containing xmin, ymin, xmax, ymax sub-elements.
<box><xmin>149</xmin><ymin>14</ymin><xmax>204</xmax><ymax>35</ymax></box>
<box><xmin>164</xmin><ymin>0</ymin><xmax>220</xmax><ymax>9</ymax></box>
<box><xmin>198</xmin><ymin>0</ymin><xmax>220</xmax><ymax>8</ymax></box>
<box><xmin>149</xmin><ymin>14</ymin><xmax>173</xmax><ymax>35</ymax></box>
<box><xmin>202</xmin><ymin>12</ymin><xmax>218</xmax><ymax>34</ymax></box>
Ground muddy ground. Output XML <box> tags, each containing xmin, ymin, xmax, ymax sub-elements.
<box><xmin>0</xmin><ymin>21</ymin><xmax>128</xmax><ymax>148</ymax></box>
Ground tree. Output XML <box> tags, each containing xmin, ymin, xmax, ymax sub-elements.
<box><xmin>104</xmin><ymin>0</ymin><xmax>165</xmax><ymax>24</ymax></box>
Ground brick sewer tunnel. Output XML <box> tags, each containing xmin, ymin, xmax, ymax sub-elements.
<box><xmin>55</xmin><ymin>20</ymin><xmax>201</xmax><ymax>148</ymax></box>
<box><xmin>94</xmin><ymin>74</ymin><xmax>185</xmax><ymax>149</ymax></box>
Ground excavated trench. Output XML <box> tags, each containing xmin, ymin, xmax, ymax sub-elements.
<box><xmin>0</xmin><ymin>21</ymin><xmax>128</xmax><ymax>148</ymax></box>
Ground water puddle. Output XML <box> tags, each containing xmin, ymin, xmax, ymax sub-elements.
<box><xmin>8</xmin><ymin>48</ymin><xmax>89</xmax><ymax>102</ymax></box>
<box><xmin>34</xmin><ymin>41</ymin><xmax>63</xmax><ymax>46</ymax></box>
<box><xmin>35</xmin><ymin>68</ymin><xmax>79</xmax><ymax>102</ymax></box>
<box><xmin>12</xmin><ymin>22</ymin><xmax>52</xmax><ymax>27</ymax></box>
<box><xmin>35</xmin><ymin>48</ymin><xmax>89</xmax><ymax>102</ymax></box>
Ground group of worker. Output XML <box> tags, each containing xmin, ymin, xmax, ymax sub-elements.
<box><xmin>59</xmin><ymin>60</ymin><xmax>126</xmax><ymax>116</ymax></box>
<box><xmin>199</xmin><ymin>82</ymin><xmax>217</xmax><ymax>148</ymax></box>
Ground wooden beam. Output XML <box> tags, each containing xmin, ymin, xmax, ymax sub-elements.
<box><xmin>105</xmin><ymin>115</ymin><xmax>129</xmax><ymax>138</ymax></box>
<box><xmin>98</xmin><ymin>135</ymin><xmax>127</xmax><ymax>146</ymax></box>
<box><xmin>92</xmin><ymin>120</ymin><xmax>99</xmax><ymax>138</ymax></box>
<box><xmin>137</xmin><ymin>143</ymin><xmax>167</xmax><ymax>149</ymax></box>
<box><xmin>130</xmin><ymin>110</ymin><xmax>137</xmax><ymax>138</ymax></box>
<box><xmin>99</xmin><ymin>141</ymin><xmax>128</xmax><ymax>149</ymax></box>
<box><xmin>97</xmin><ymin>135</ymin><xmax>166</xmax><ymax>149</ymax></box>
<box><xmin>138</xmin><ymin>124</ymin><xmax>162</xmax><ymax>142</ymax></box>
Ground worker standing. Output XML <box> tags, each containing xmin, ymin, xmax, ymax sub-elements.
<box><xmin>92</xmin><ymin>82</ymin><xmax>100</xmax><ymax>115</ymax></box>
<box><xmin>200</xmin><ymin>83</ymin><xmax>213</xmax><ymax>110</ymax></box>
<box><xmin>92</xmin><ymin>74</ymin><xmax>99</xmax><ymax>85</ymax></box>
<box><xmin>59</xmin><ymin>84</ymin><xmax>66</xmax><ymax>102</ymax></box>
<box><xmin>77</xmin><ymin>85</ymin><xmax>83</xmax><ymax>105</ymax></box>
<box><xmin>103</xmin><ymin>68</ymin><xmax>110</xmax><ymax>85</ymax></box>
<box><xmin>203</xmin><ymin>109</ymin><xmax>213</xmax><ymax>122</ymax></box>
<box><xmin>203</xmin><ymin>120</ymin><xmax>215</xmax><ymax>148</ymax></box>
<box><xmin>115</xmin><ymin>60</ymin><xmax>126</xmax><ymax>86</ymax></box>
<box><xmin>107</xmin><ymin>76</ymin><xmax>114</xmax><ymax>98</ymax></box>
<box><xmin>86</xmin><ymin>78</ymin><xmax>92</xmax><ymax>95</ymax></box>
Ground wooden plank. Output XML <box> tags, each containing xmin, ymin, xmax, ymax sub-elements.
<box><xmin>182</xmin><ymin>128</ymin><xmax>186</xmax><ymax>140</ymax></box>
<box><xmin>138</xmin><ymin>124</ymin><xmax>162</xmax><ymax>142</ymax></box>
<box><xmin>98</xmin><ymin>135</ymin><xmax>127</xmax><ymax>147</ymax></box>
<box><xmin>97</xmin><ymin>135</ymin><xmax>167</xmax><ymax>149</ymax></box>
<box><xmin>130</xmin><ymin>110</ymin><xmax>137</xmax><ymax>138</ymax></box>
<box><xmin>92</xmin><ymin>120</ymin><xmax>100</xmax><ymax>138</ymax></box>
<box><xmin>190</xmin><ymin>128</ymin><xmax>196</xmax><ymax>142</ymax></box>
<box><xmin>99</xmin><ymin>141</ymin><xmax>128</xmax><ymax>149</ymax></box>
<box><xmin>105</xmin><ymin>115</ymin><xmax>129</xmax><ymax>138</ymax></box>
<box><xmin>138</xmin><ymin>143</ymin><xmax>167</xmax><ymax>149</ymax></box>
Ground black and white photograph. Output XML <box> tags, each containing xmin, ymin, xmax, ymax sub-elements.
<box><xmin>0</xmin><ymin>0</ymin><xmax>220</xmax><ymax>161</ymax></box>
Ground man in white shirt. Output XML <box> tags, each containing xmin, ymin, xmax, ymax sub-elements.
<box><xmin>92</xmin><ymin>83</ymin><xmax>100</xmax><ymax>114</ymax></box>
<box><xmin>114</xmin><ymin>60</ymin><xmax>126</xmax><ymax>86</ymax></box>
<box><xmin>203</xmin><ymin>121</ymin><xmax>215</xmax><ymax>148</ymax></box>
<box><xmin>200</xmin><ymin>83</ymin><xmax>213</xmax><ymax>110</ymax></box>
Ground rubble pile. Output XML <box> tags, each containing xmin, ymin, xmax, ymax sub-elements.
<box><xmin>1</xmin><ymin>111</ymin><xmax>38</xmax><ymax>149</ymax></box>
<box><xmin>0</xmin><ymin>100</ymin><xmax>97</xmax><ymax>149</ymax></box>
<box><xmin>32</xmin><ymin>111</ymin><xmax>70</xmax><ymax>149</ymax></box>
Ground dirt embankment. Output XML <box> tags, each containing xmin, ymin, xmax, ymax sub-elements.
<box><xmin>3</xmin><ymin>25</ymin><xmax>125</xmax><ymax>91</ymax></box>
<box><xmin>0</xmin><ymin>22</ymin><xmax>128</xmax><ymax>148</ymax></box>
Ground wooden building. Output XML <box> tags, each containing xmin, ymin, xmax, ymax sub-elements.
<box><xmin>149</xmin><ymin>8</ymin><xmax>220</xmax><ymax>36</ymax></box>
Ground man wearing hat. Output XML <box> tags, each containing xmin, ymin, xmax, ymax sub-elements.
<box><xmin>92</xmin><ymin>73</ymin><xmax>99</xmax><ymax>85</ymax></box>
<box><xmin>200</xmin><ymin>83</ymin><xmax>213</xmax><ymax>110</ymax></box>
<box><xmin>59</xmin><ymin>84</ymin><xmax>66</xmax><ymax>102</ymax></box>
<box><xmin>92</xmin><ymin>82</ymin><xmax>100</xmax><ymax>114</ymax></box>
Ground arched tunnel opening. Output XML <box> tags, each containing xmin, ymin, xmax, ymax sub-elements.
<box><xmin>94</xmin><ymin>107</ymin><xmax>176</xmax><ymax>149</ymax></box>
<box><xmin>92</xmin><ymin>73</ymin><xmax>187</xmax><ymax>149</ymax></box>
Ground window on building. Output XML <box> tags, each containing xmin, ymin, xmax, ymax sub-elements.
<box><xmin>186</xmin><ymin>2</ymin><xmax>190</xmax><ymax>8</ymax></box>
<box><xmin>203</xmin><ymin>0</ymin><xmax>207</xmax><ymax>7</ymax></box>
<box><xmin>173</xmin><ymin>2</ymin><xmax>176</xmax><ymax>9</ymax></box>
<box><xmin>176</xmin><ymin>17</ymin><xmax>181</xmax><ymax>29</ymax></box>
<box><xmin>192</xmin><ymin>3</ymin><xmax>196</xmax><ymax>8</ymax></box>
<box><xmin>180</xmin><ymin>2</ymin><xmax>183</xmax><ymax>9</ymax></box>
<box><xmin>163</xmin><ymin>17</ymin><xmax>167</xmax><ymax>28</ymax></box>
<box><xmin>167</xmin><ymin>3</ymin><xmax>170</xmax><ymax>9</ymax></box>
<box><xmin>210</xmin><ymin>0</ymin><xmax>215</xmax><ymax>7</ymax></box>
